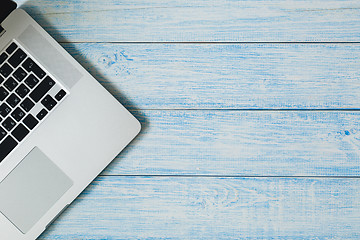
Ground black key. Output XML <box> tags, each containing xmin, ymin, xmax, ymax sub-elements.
<box><xmin>36</xmin><ymin>108</ymin><xmax>48</xmax><ymax>120</ymax></box>
<box><xmin>23</xmin><ymin>114</ymin><xmax>38</xmax><ymax>130</ymax></box>
<box><xmin>20</xmin><ymin>98</ymin><xmax>35</xmax><ymax>112</ymax></box>
<box><xmin>0</xmin><ymin>63</ymin><xmax>13</xmax><ymax>78</ymax></box>
<box><xmin>24</xmin><ymin>74</ymin><xmax>39</xmax><ymax>89</ymax></box>
<box><xmin>0</xmin><ymin>75</ymin><xmax>4</xmax><ymax>84</ymax></box>
<box><xmin>4</xmin><ymin>77</ymin><xmax>18</xmax><ymax>91</ymax></box>
<box><xmin>0</xmin><ymin>52</ymin><xmax>8</xmax><ymax>65</ymax></box>
<box><xmin>11</xmin><ymin>107</ymin><xmax>25</xmax><ymax>122</ymax></box>
<box><xmin>15</xmin><ymin>84</ymin><xmax>30</xmax><ymax>98</ymax></box>
<box><xmin>8</xmin><ymin>49</ymin><xmax>27</xmax><ymax>68</ymax></box>
<box><xmin>6</xmin><ymin>42</ymin><xmax>17</xmax><ymax>54</ymax></box>
<box><xmin>11</xmin><ymin>123</ymin><xmax>29</xmax><ymax>142</ymax></box>
<box><xmin>22</xmin><ymin>58</ymin><xmax>46</xmax><ymax>79</ymax></box>
<box><xmin>0</xmin><ymin>136</ymin><xmax>17</xmax><ymax>162</ymax></box>
<box><xmin>13</xmin><ymin>67</ymin><xmax>27</xmax><ymax>82</ymax></box>
<box><xmin>6</xmin><ymin>93</ymin><xmax>21</xmax><ymax>108</ymax></box>
<box><xmin>41</xmin><ymin>95</ymin><xmax>57</xmax><ymax>111</ymax></box>
<box><xmin>55</xmin><ymin>89</ymin><xmax>66</xmax><ymax>101</ymax></box>
<box><xmin>30</xmin><ymin>76</ymin><xmax>55</xmax><ymax>102</ymax></box>
<box><xmin>0</xmin><ymin>86</ymin><xmax>9</xmax><ymax>101</ymax></box>
<box><xmin>0</xmin><ymin>127</ymin><xmax>6</xmax><ymax>141</ymax></box>
<box><xmin>2</xmin><ymin>117</ymin><xmax>16</xmax><ymax>131</ymax></box>
<box><xmin>0</xmin><ymin>103</ymin><xmax>11</xmax><ymax>117</ymax></box>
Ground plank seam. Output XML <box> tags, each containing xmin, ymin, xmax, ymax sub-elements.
<box><xmin>98</xmin><ymin>175</ymin><xmax>360</xmax><ymax>178</ymax></box>
<box><xmin>127</xmin><ymin>109</ymin><xmax>360</xmax><ymax>111</ymax></box>
<box><xmin>59</xmin><ymin>41</ymin><xmax>360</xmax><ymax>44</ymax></box>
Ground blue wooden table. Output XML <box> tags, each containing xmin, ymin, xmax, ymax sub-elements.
<box><xmin>16</xmin><ymin>0</ymin><xmax>360</xmax><ymax>239</ymax></box>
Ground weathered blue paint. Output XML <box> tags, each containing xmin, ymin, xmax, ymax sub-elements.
<box><xmin>99</xmin><ymin>110</ymin><xmax>360</xmax><ymax>176</ymax></box>
<box><xmin>61</xmin><ymin>43</ymin><xmax>360</xmax><ymax>109</ymax></box>
<box><xmin>16</xmin><ymin>0</ymin><xmax>360</xmax><ymax>42</ymax></box>
<box><xmin>39</xmin><ymin>177</ymin><xmax>360</xmax><ymax>239</ymax></box>
<box><xmin>12</xmin><ymin>0</ymin><xmax>360</xmax><ymax>239</ymax></box>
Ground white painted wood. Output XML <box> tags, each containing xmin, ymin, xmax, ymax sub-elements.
<box><xmin>61</xmin><ymin>43</ymin><xmax>360</xmax><ymax>109</ymax></box>
<box><xmin>16</xmin><ymin>0</ymin><xmax>360</xmax><ymax>42</ymax></box>
<box><xmin>8</xmin><ymin>1</ymin><xmax>360</xmax><ymax>239</ymax></box>
<box><xmin>100</xmin><ymin>110</ymin><xmax>360</xmax><ymax>176</ymax></box>
<box><xmin>39</xmin><ymin>176</ymin><xmax>360</xmax><ymax>239</ymax></box>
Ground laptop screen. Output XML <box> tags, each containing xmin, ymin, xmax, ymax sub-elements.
<box><xmin>0</xmin><ymin>0</ymin><xmax>17</xmax><ymax>24</ymax></box>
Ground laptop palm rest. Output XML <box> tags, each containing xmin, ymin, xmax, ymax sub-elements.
<box><xmin>0</xmin><ymin>147</ymin><xmax>73</xmax><ymax>233</ymax></box>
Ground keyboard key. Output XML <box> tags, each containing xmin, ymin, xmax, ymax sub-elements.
<box><xmin>36</xmin><ymin>108</ymin><xmax>48</xmax><ymax>120</ymax></box>
<box><xmin>23</xmin><ymin>114</ymin><xmax>38</xmax><ymax>130</ymax></box>
<box><xmin>11</xmin><ymin>123</ymin><xmax>29</xmax><ymax>142</ymax></box>
<box><xmin>11</xmin><ymin>107</ymin><xmax>25</xmax><ymax>122</ymax></box>
<box><xmin>0</xmin><ymin>136</ymin><xmax>17</xmax><ymax>162</ymax></box>
<box><xmin>6</xmin><ymin>93</ymin><xmax>21</xmax><ymax>108</ymax></box>
<box><xmin>0</xmin><ymin>103</ymin><xmax>11</xmax><ymax>117</ymax></box>
<box><xmin>13</xmin><ymin>67</ymin><xmax>27</xmax><ymax>82</ymax></box>
<box><xmin>55</xmin><ymin>89</ymin><xmax>67</xmax><ymax>101</ymax></box>
<box><xmin>30</xmin><ymin>76</ymin><xmax>55</xmax><ymax>102</ymax></box>
<box><xmin>0</xmin><ymin>63</ymin><xmax>13</xmax><ymax>78</ymax></box>
<box><xmin>4</xmin><ymin>77</ymin><xmax>18</xmax><ymax>91</ymax></box>
<box><xmin>0</xmin><ymin>52</ymin><xmax>8</xmax><ymax>65</ymax></box>
<box><xmin>0</xmin><ymin>86</ymin><xmax>9</xmax><ymax>101</ymax></box>
<box><xmin>0</xmin><ymin>127</ymin><xmax>6</xmax><ymax>141</ymax></box>
<box><xmin>6</xmin><ymin>42</ymin><xmax>17</xmax><ymax>54</ymax></box>
<box><xmin>8</xmin><ymin>49</ymin><xmax>27</xmax><ymax>68</ymax></box>
<box><xmin>24</xmin><ymin>74</ymin><xmax>39</xmax><ymax>89</ymax></box>
<box><xmin>2</xmin><ymin>117</ymin><xmax>16</xmax><ymax>131</ymax></box>
<box><xmin>41</xmin><ymin>95</ymin><xmax>57</xmax><ymax>111</ymax></box>
<box><xmin>0</xmin><ymin>44</ymin><xmax>67</xmax><ymax>155</ymax></box>
<box><xmin>22</xmin><ymin>58</ymin><xmax>46</xmax><ymax>79</ymax></box>
<box><xmin>20</xmin><ymin>98</ymin><xmax>35</xmax><ymax>112</ymax></box>
<box><xmin>15</xmin><ymin>83</ymin><xmax>30</xmax><ymax>98</ymax></box>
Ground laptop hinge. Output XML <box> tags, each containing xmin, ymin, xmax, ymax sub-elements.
<box><xmin>0</xmin><ymin>0</ymin><xmax>17</xmax><ymax>24</ymax></box>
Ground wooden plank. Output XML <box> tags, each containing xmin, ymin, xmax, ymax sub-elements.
<box><xmin>102</xmin><ymin>110</ymin><xmax>360</xmax><ymax>176</ymax></box>
<box><xmin>60</xmin><ymin>43</ymin><xmax>360</xmax><ymax>109</ymax></box>
<box><xmin>39</xmin><ymin>176</ymin><xmax>360</xmax><ymax>239</ymax></box>
<box><xmin>16</xmin><ymin>0</ymin><xmax>360</xmax><ymax>42</ymax></box>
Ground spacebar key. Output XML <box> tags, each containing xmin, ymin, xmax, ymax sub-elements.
<box><xmin>0</xmin><ymin>136</ymin><xmax>18</xmax><ymax>162</ymax></box>
<box><xmin>30</xmin><ymin>76</ymin><xmax>55</xmax><ymax>102</ymax></box>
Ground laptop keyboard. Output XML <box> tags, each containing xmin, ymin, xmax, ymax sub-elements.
<box><xmin>0</xmin><ymin>41</ymin><xmax>68</xmax><ymax>162</ymax></box>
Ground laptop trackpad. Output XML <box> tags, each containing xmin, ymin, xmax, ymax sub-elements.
<box><xmin>0</xmin><ymin>147</ymin><xmax>73</xmax><ymax>233</ymax></box>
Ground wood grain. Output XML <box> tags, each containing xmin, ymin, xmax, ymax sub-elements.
<box><xmin>16</xmin><ymin>0</ymin><xmax>360</xmax><ymax>42</ymax></box>
<box><xmin>39</xmin><ymin>176</ymin><xmax>360</xmax><ymax>239</ymax></box>
<box><xmin>100</xmin><ymin>110</ymin><xmax>360</xmax><ymax>176</ymax></box>
<box><xmin>10</xmin><ymin>1</ymin><xmax>360</xmax><ymax>239</ymax></box>
<box><xmin>60</xmin><ymin>43</ymin><xmax>360</xmax><ymax>110</ymax></box>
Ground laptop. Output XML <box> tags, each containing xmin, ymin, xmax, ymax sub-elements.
<box><xmin>0</xmin><ymin>1</ymin><xmax>141</xmax><ymax>239</ymax></box>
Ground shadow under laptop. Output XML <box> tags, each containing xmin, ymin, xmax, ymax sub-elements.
<box><xmin>18</xmin><ymin>2</ymin><xmax>149</xmax><ymax>168</ymax></box>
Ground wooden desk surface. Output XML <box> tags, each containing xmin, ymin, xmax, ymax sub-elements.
<box><xmin>15</xmin><ymin>0</ymin><xmax>360</xmax><ymax>239</ymax></box>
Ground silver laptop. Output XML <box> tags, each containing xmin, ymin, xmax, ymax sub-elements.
<box><xmin>0</xmin><ymin>1</ymin><xmax>141</xmax><ymax>239</ymax></box>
